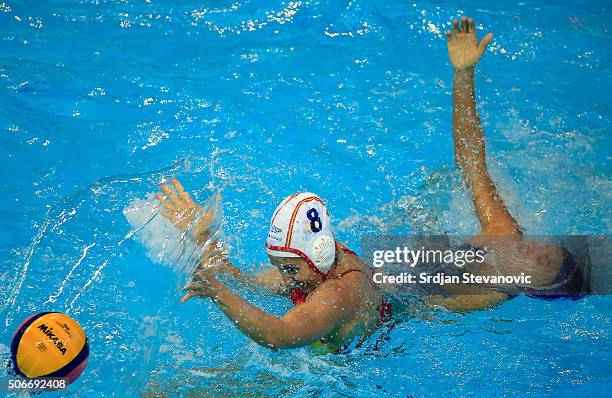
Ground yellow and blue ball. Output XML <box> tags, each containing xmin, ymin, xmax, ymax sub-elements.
<box><xmin>11</xmin><ymin>312</ymin><xmax>89</xmax><ymax>384</ymax></box>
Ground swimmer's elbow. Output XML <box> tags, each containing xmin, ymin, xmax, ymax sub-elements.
<box><xmin>260</xmin><ymin>339</ymin><xmax>290</xmax><ymax>351</ymax></box>
<box><xmin>255</xmin><ymin>336</ymin><xmax>290</xmax><ymax>351</ymax></box>
<box><xmin>260</xmin><ymin>336</ymin><xmax>301</xmax><ymax>351</ymax></box>
<box><xmin>259</xmin><ymin>325</ymin><xmax>312</xmax><ymax>350</ymax></box>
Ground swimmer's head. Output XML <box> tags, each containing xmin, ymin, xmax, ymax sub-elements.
<box><xmin>265</xmin><ymin>193</ymin><xmax>336</xmax><ymax>279</ymax></box>
<box><xmin>518</xmin><ymin>241</ymin><xmax>575</xmax><ymax>272</ymax></box>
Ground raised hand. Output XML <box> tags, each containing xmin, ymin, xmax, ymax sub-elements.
<box><xmin>446</xmin><ymin>16</ymin><xmax>493</xmax><ymax>69</ymax></box>
<box><xmin>156</xmin><ymin>179</ymin><xmax>218</xmax><ymax>245</ymax></box>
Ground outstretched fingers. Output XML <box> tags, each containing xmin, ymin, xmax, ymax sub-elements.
<box><xmin>479</xmin><ymin>33</ymin><xmax>494</xmax><ymax>52</ymax></box>
<box><xmin>180</xmin><ymin>291</ymin><xmax>196</xmax><ymax>303</ymax></box>
<box><xmin>453</xmin><ymin>19</ymin><xmax>460</xmax><ymax>34</ymax></box>
<box><xmin>172</xmin><ymin>179</ymin><xmax>194</xmax><ymax>203</ymax></box>
<box><xmin>171</xmin><ymin>179</ymin><xmax>186</xmax><ymax>193</ymax></box>
<box><xmin>160</xmin><ymin>183</ymin><xmax>179</xmax><ymax>204</ymax></box>
<box><xmin>181</xmin><ymin>278</ymin><xmax>209</xmax><ymax>303</ymax></box>
<box><xmin>180</xmin><ymin>283</ymin><xmax>196</xmax><ymax>303</ymax></box>
<box><xmin>156</xmin><ymin>193</ymin><xmax>177</xmax><ymax>210</ymax></box>
<box><xmin>449</xmin><ymin>16</ymin><xmax>476</xmax><ymax>39</ymax></box>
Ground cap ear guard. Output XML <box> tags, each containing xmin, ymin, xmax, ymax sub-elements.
<box><xmin>312</xmin><ymin>235</ymin><xmax>335</xmax><ymax>272</ymax></box>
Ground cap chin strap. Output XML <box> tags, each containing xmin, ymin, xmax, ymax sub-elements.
<box><xmin>265</xmin><ymin>243</ymin><xmax>333</xmax><ymax>280</ymax></box>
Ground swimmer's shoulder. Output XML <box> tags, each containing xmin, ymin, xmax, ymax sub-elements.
<box><xmin>335</xmin><ymin>241</ymin><xmax>364</xmax><ymax>267</ymax></box>
<box><xmin>336</xmin><ymin>241</ymin><xmax>358</xmax><ymax>256</ymax></box>
<box><xmin>332</xmin><ymin>244</ymin><xmax>376</xmax><ymax>295</ymax></box>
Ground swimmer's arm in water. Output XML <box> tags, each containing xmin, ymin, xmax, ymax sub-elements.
<box><xmin>200</xmin><ymin>259</ymin><xmax>284</xmax><ymax>294</ymax></box>
<box><xmin>447</xmin><ymin>16</ymin><xmax>521</xmax><ymax>237</ymax></box>
<box><xmin>182</xmin><ymin>270</ymin><xmax>358</xmax><ymax>349</ymax></box>
<box><xmin>189</xmin><ymin>239</ymin><xmax>284</xmax><ymax>293</ymax></box>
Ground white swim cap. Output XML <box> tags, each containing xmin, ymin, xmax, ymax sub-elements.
<box><xmin>265</xmin><ymin>193</ymin><xmax>336</xmax><ymax>276</ymax></box>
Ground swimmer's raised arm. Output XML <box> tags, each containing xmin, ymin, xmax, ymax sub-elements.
<box><xmin>446</xmin><ymin>16</ymin><xmax>521</xmax><ymax>236</ymax></box>
<box><xmin>424</xmin><ymin>16</ymin><xmax>515</xmax><ymax>312</ymax></box>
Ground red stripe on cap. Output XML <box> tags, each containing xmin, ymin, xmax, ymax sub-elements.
<box><xmin>270</xmin><ymin>193</ymin><xmax>299</xmax><ymax>226</ymax></box>
<box><xmin>285</xmin><ymin>196</ymin><xmax>325</xmax><ymax>248</ymax></box>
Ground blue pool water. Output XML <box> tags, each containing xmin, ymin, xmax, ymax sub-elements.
<box><xmin>1</xmin><ymin>0</ymin><xmax>610</xmax><ymax>396</ymax></box>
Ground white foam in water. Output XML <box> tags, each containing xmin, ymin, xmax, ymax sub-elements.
<box><xmin>123</xmin><ymin>194</ymin><xmax>197</xmax><ymax>272</ymax></box>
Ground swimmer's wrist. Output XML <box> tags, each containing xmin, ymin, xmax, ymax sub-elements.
<box><xmin>453</xmin><ymin>67</ymin><xmax>475</xmax><ymax>87</ymax></box>
<box><xmin>454</xmin><ymin>66</ymin><xmax>475</xmax><ymax>73</ymax></box>
<box><xmin>193</xmin><ymin>229</ymin><xmax>211</xmax><ymax>246</ymax></box>
<box><xmin>207</xmin><ymin>279</ymin><xmax>228</xmax><ymax>301</ymax></box>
